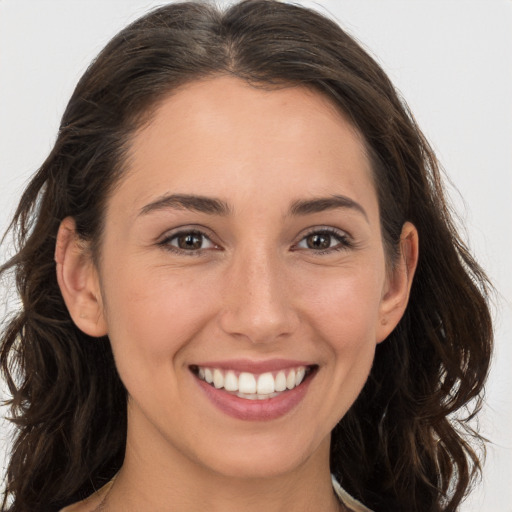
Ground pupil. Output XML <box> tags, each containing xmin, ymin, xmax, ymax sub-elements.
<box><xmin>308</xmin><ymin>234</ymin><xmax>330</xmax><ymax>249</ymax></box>
<box><xmin>178</xmin><ymin>233</ymin><xmax>202</xmax><ymax>250</ymax></box>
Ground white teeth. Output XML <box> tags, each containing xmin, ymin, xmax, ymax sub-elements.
<box><xmin>257</xmin><ymin>372</ymin><xmax>275</xmax><ymax>394</ymax></box>
<box><xmin>295</xmin><ymin>367</ymin><xmax>306</xmax><ymax>386</ymax></box>
<box><xmin>275</xmin><ymin>371</ymin><xmax>287</xmax><ymax>392</ymax></box>
<box><xmin>213</xmin><ymin>369</ymin><xmax>224</xmax><ymax>389</ymax></box>
<box><xmin>195</xmin><ymin>365</ymin><xmax>311</xmax><ymax>397</ymax></box>
<box><xmin>239</xmin><ymin>372</ymin><xmax>257</xmax><ymax>394</ymax></box>
<box><xmin>236</xmin><ymin>391</ymin><xmax>281</xmax><ymax>400</ymax></box>
<box><xmin>224</xmin><ymin>370</ymin><xmax>238</xmax><ymax>391</ymax></box>
<box><xmin>286</xmin><ymin>369</ymin><xmax>296</xmax><ymax>390</ymax></box>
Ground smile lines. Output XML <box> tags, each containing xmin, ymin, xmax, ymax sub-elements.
<box><xmin>192</xmin><ymin>365</ymin><xmax>314</xmax><ymax>400</ymax></box>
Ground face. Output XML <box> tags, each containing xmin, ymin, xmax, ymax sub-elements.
<box><xmin>63</xmin><ymin>76</ymin><xmax>415</xmax><ymax>481</ymax></box>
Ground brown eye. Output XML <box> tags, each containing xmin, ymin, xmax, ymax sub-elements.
<box><xmin>162</xmin><ymin>230</ymin><xmax>216</xmax><ymax>253</ymax></box>
<box><xmin>295</xmin><ymin>228</ymin><xmax>351</xmax><ymax>253</ymax></box>
<box><xmin>176</xmin><ymin>232</ymin><xmax>203</xmax><ymax>250</ymax></box>
<box><xmin>305</xmin><ymin>233</ymin><xmax>332</xmax><ymax>250</ymax></box>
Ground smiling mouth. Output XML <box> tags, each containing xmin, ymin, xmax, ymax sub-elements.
<box><xmin>190</xmin><ymin>365</ymin><xmax>317</xmax><ymax>400</ymax></box>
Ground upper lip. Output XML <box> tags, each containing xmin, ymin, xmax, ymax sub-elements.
<box><xmin>190</xmin><ymin>358</ymin><xmax>315</xmax><ymax>374</ymax></box>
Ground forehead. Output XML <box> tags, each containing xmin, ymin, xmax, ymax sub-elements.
<box><xmin>115</xmin><ymin>76</ymin><xmax>377</xmax><ymax>219</ymax></box>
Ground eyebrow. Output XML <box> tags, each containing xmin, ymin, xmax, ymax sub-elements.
<box><xmin>289</xmin><ymin>195</ymin><xmax>368</xmax><ymax>222</ymax></box>
<box><xmin>139</xmin><ymin>194</ymin><xmax>232</xmax><ymax>216</ymax></box>
<box><xmin>138</xmin><ymin>193</ymin><xmax>368</xmax><ymax>221</ymax></box>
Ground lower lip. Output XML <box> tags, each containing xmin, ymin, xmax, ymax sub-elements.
<box><xmin>195</xmin><ymin>374</ymin><xmax>313</xmax><ymax>421</ymax></box>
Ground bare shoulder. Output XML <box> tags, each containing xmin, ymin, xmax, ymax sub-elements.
<box><xmin>59</xmin><ymin>480</ymin><xmax>113</xmax><ymax>512</ymax></box>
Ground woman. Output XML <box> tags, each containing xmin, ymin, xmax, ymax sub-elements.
<box><xmin>0</xmin><ymin>1</ymin><xmax>493</xmax><ymax>511</ymax></box>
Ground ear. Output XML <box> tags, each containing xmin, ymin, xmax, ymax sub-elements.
<box><xmin>376</xmin><ymin>221</ymin><xmax>419</xmax><ymax>343</ymax></box>
<box><xmin>55</xmin><ymin>217</ymin><xmax>108</xmax><ymax>337</ymax></box>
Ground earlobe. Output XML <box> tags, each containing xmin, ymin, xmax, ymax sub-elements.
<box><xmin>55</xmin><ymin>217</ymin><xmax>108</xmax><ymax>337</ymax></box>
<box><xmin>377</xmin><ymin>222</ymin><xmax>419</xmax><ymax>343</ymax></box>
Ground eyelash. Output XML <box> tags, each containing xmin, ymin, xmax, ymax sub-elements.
<box><xmin>158</xmin><ymin>227</ymin><xmax>353</xmax><ymax>256</ymax></box>
<box><xmin>158</xmin><ymin>229</ymin><xmax>218</xmax><ymax>256</ymax></box>
<box><xmin>292</xmin><ymin>227</ymin><xmax>353</xmax><ymax>255</ymax></box>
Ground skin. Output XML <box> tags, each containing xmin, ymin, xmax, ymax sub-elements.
<box><xmin>56</xmin><ymin>76</ymin><xmax>418</xmax><ymax>512</ymax></box>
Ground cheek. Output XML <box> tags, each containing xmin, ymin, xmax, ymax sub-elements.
<box><xmin>100</xmin><ymin>263</ymin><xmax>216</xmax><ymax>374</ymax></box>
<box><xmin>297</xmin><ymin>264</ymin><xmax>386</xmax><ymax>347</ymax></box>
<box><xmin>290</xmin><ymin>267</ymin><xmax>385</xmax><ymax>426</ymax></box>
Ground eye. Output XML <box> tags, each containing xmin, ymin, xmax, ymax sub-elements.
<box><xmin>160</xmin><ymin>230</ymin><xmax>216</xmax><ymax>253</ymax></box>
<box><xmin>294</xmin><ymin>228</ymin><xmax>352</xmax><ymax>253</ymax></box>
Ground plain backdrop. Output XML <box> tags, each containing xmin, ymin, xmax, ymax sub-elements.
<box><xmin>0</xmin><ymin>1</ymin><xmax>511</xmax><ymax>510</ymax></box>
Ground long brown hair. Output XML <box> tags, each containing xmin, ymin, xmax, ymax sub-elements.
<box><xmin>0</xmin><ymin>2</ymin><xmax>493</xmax><ymax>511</ymax></box>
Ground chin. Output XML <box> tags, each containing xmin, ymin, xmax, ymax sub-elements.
<box><xmin>195</xmin><ymin>430</ymin><xmax>328</xmax><ymax>481</ymax></box>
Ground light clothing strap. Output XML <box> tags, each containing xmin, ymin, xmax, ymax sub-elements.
<box><xmin>331</xmin><ymin>475</ymin><xmax>373</xmax><ymax>512</ymax></box>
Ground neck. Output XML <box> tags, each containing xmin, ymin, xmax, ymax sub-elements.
<box><xmin>103</xmin><ymin>408</ymin><xmax>343</xmax><ymax>512</ymax></box>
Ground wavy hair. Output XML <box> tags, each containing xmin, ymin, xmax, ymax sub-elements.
<box><xmin>0</xmin><ymin>1</ymin><xmax>492</xmax><ymax>511</ymax></box>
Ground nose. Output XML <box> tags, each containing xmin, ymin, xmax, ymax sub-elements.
<box><xmin>218</xmin><ymin>247</ymin><xmax>299</xmax><ymax>344</ymax></box>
